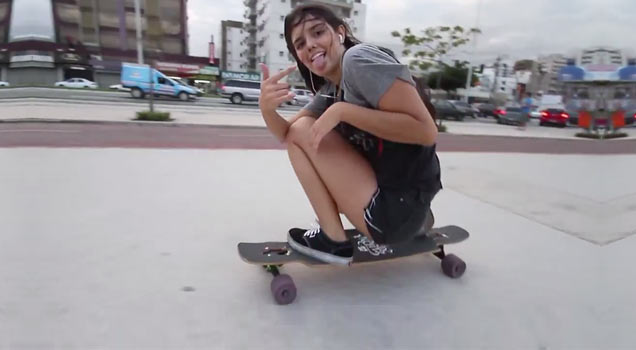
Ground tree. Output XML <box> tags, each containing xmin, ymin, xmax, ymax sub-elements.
<box><xmin>514</xmin><ymin>59</ymin><xmax>535</xmax><ymax>72</ymax></box>
<box><xmin>426</xmin><ymin>61</ymin><xmax>479</xmax><ymax>92</ymax></box>
<box><xmin>391</xmin><ymin>25</ymin><xmax>481</xmax><ymax>73</ymax></box>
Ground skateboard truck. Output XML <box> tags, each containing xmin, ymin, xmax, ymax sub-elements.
<box><xmin>263</xmin><ymin>246</ymin><xmax>289</xmax><ymax>256</ymax></box>
<box><xmin>433</xmin><ymin>245</ymin><xmax>446</xmax><ymax>260</ymax></box>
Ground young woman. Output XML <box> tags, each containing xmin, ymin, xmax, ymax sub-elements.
<box><xmin>258</xmin><ymin>4</ymin><xmax>441</xmax><ymax>265</ymax></box>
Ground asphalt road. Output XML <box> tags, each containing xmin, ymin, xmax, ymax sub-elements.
<box><xmin>1</xmin><ymin>122</ymin><xmax>635</xmax><ymax>153</ymax></box>
<box><xmin>0</xmin><ymin>87</ymin><xmax>280</xmax><ymax>110</ymax></box>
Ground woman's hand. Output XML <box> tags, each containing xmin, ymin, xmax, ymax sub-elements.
<box><xmin>259</xmin><ymin>64</ymin><xmax>297</xmax><ymax>114</ymax></box>
<box><xmin>311</xmin><ymin>102</ymin><xmax>343</xmax><ymax>150</ymax></box>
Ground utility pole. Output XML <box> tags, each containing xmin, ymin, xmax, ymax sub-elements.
<box><xmin>492</xmin><ymin>55</ymin><xmax>501</xmax><ymax>95</ymax></box>
<box><xmin>463</xmin><ymin>0</ymin><xmax>482</xmax><ymax>102</ymax></box>
<box><xmin>134</xmin><ymin>0</ymin><xmax>153</xmax><ymax>112</ymax></box>
<box><xmin>134</xmin><ymin>0</ymin><xmax>144</xmax><ymax>64</ymax></box>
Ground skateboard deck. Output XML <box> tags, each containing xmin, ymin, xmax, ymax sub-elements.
<box><xmin>237</xmin><ymin>225</ymin><xmax>468</xmax><ymax>266</ymax></box>
<box><xmin>238</xmin><ymin>225</ymin><xmax>469</xmax><ymax>305</ymax></box>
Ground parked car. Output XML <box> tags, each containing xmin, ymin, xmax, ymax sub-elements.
<box><xmin>54</xmin><ymin>78</ymin><xmax>98</xmax><ymax>89</ymax></box>
<box><xmin>289</xmin><ymin>89</ymin><xmax>314</xmax><ymax>105</ymax></box>
<box><xmin>121</xmin><ymin>63</ymin><xmax>197</xmax><ymax>101</ymax></box>
<box><xmin>432</xmin><ymin>100</ymin><xmax>465</xmax><ymax>121</ymax></box>
<box><xmin>449</xmin><ymin>100</ymin><xmax>477</xmax><ymax>118</ymax></box>
<box><xmin>219</xmin><ymin>79</ymin><xmax>261</xmax><ymax>104</ymax></box>
<box><xmin>624</xmin><ymin>106</ymin><xmax>636</xmax><ymax>126</ymax></box>
<box><xmin>474</xmin><ymin>103</ymin><xmax>498</xmax><ymax>118</ymax></box>
<box><xmin>539</xmin><ymin>108</ymin><xmax>569</xmax><ymax>127</ymax></box>
<box><xmin>0</xmin><ymin>81</ymin><xmax>9</xmax><ymax>87</ymax></box>
<box><xmin>528</xmin><ymin>107</ymin><xmax>542</xmax><ymax>119</ymax></box>
<box><xmin>109</xmin><ymin>84</ymin><xmax>131</xmax><ymax>92</ymax></box>
<box><xmin>497</xmin><ymin>106</ymin><xmax>528</xmax><ymax>126</ymax></box>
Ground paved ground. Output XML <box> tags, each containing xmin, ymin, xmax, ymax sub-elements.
<box><xmin>1</xmin><ymin>148</ymin><xmax>635</xmax><ymax>349</ymax></box>
<box><xmin>1</xmin><ymin>95</ymin><xmax>635</xmax><ymax>349</ymax></box>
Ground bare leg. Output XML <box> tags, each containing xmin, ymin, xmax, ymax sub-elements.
<box><xmin>286</xmin><ymin>117</ymin><xmax>377</xmax><ymax>242</ymax></box>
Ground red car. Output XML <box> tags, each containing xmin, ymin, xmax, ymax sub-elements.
<box><xmin>539</xmin><ymin>109</ymin><xmax>569</xmax><ymax>127</ymax></box>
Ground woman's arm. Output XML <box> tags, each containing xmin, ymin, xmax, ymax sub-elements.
<box><xmin>335</xmin><ymin>79</ymin><xmax>438</xmax><ymax>145</ymax></box>
<box><xmin>262</xmin><ymin>108</ymin><xmax>316</xmax><ymax>143</ymax></box>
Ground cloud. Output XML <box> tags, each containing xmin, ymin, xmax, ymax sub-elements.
<box><xmin>188</xmin><ymin>0</ymin><xmax>636</xmax><ymax>61</ymax></box>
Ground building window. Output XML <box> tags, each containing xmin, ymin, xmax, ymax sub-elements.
<box><xmin>280</xmin><ymin>15</ymin><xmax>284</xmax><ymax>21</ymax></box>
<box><xmin>279</xmin><ymin>51</ymin><xmax>284</xmax><ymax>57</ymax></box>
<box><xmin>354</xmin><ymin>10</ymin><xmax>358</xmax><ymax>15</ymax></box>
<box><xmin>279</xmin><ymin>33</ymin><xmax>284</xmax><ymax>39</ymax></box>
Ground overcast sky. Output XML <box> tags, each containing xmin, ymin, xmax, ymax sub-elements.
<box><xmin>188</xmin><ymin>0</ymin><xmax>636</xmax><ymax>63</ymax></box>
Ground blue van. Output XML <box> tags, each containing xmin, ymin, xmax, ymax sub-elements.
<box><xmin>121</xmin><ymin>63</ymin><xmax>197</xmax><ymax>101</ymax></box>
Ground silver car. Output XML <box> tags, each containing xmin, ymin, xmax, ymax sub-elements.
<box><xmin>289</xmin><ymin>89</ymin><xmax>314</xmax><ymax>106</ymax></box>
<box><xmin>497</xmin><ymin>106</ymin><xmax>529</xmax><ymax>126</ymax></box>
<box><xmin>219</xmin><ymin>79</ymin><xmax>261</xmax><ymax>104</ymax></box>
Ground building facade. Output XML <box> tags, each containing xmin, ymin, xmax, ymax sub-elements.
<box><xmin>579</xmin><ymin>47</ymin><xmax>625</xmax><ymax>66</ymax></box>
<box><xmin>0</xmin><ymin>0</ymin><xmax>213</xmax><ymax>87</ymax></box>
<box><xmin>526</xmin><ymin>54</ymin><xmax>569</xmax><ymax>95</ymax></box>
<box><xmin>220</xmin><ymin>20</ymin><xmax>246</xmax><ymax>72</ymax></box>
<box><xmin>227</xmin><ymin>0</ymin><xmax>366</xmax><ymax>85</ymax></box>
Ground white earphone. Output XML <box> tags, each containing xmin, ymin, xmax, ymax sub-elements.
<box><xmin>338</xmin><ymin>34</ymin><xmax>344</xmax><ymax>44</ymax></box>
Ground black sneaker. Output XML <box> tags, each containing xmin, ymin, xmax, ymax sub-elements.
<box><xmin>287</xmin><ymin>227</ymin><xmax>353</xmax><ymax>265</ymax></box>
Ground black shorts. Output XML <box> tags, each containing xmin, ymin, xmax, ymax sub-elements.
<box><xmin>364</xmin><ymin>187</ymin><xmax>438</xmax><ymax>245</ymax></box>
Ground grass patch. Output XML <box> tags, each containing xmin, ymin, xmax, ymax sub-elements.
<box><xmin>134</xmin><ymin>111</ymin><xmax>173</xmax><ymax>122</ymax></box>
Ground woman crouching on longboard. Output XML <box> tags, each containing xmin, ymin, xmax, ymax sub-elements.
<box><xmin>258</xmin><ymin>4</ymin><xmax>441</xmax><ymax>265</ymax></box>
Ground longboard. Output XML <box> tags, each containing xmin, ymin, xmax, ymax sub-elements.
<box><xmin>237</xmin><ymin>225</ymin><xmax>469</xmax><ymax>305</ymax></box>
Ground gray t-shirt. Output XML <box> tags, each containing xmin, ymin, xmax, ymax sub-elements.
<box><xmin>305</xmin><ymin>43</ymin><xmax>415</xmax><ymax>115</ymax></box>
<box><xmin>304</xmin><ymin>44</ymin><xmax>441</xmax><ymax>193</ymax></box>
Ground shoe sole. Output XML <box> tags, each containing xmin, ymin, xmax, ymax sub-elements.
<box><xmin>287</xmin><ymin>233</ymin><xmax>353</xmax><ymax>266</ymax></box>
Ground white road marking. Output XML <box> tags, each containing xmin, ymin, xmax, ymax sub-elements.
<box><xmin>0</xmin><ymin>129</ymin><xmax>79</xmax><ymax>133</ymax></box>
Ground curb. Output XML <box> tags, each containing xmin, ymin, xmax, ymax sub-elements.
<box><xmin>0</xmin><ymin>118</ymin><xmax>268</xmax><ymax>130</ymax></box>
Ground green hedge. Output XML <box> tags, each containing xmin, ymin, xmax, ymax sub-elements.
<box><xmin>135</xmin><ymin>111</ymin><xmax>172</xmax><ymax>122</ymax></box>
<box><xmin>575</xmin><ymin>132</ymin><xmax>628</xmax><ymax>139</ymax></box>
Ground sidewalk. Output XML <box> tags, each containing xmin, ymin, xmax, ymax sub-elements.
<box><xmin>1</xmin><ymin>148</ymin><xmax>635</xmax><ymax>348</ymax></box>
<box><xmin>3</xmin><ymin>98</ymin><xmax>634</xmax><ymax>140</ymax></box>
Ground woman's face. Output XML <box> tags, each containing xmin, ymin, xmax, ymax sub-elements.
<box><xmin>290</xmin><ymin>16</ymin><xmax>344</xmax><ymax>78</ymax></box>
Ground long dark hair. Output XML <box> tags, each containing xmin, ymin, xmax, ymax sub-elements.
<box><xmin>283</xmin><ymin>4</ymin><xmax>436</xmax><ymax>120</ymax></box>
<box><xmin>284</xmin><ymin>4</ymin><xmax>360</xmax><ymax>94</ymax></box>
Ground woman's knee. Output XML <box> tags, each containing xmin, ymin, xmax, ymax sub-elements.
<box><xmin>286</xmin><ymin>116</ymin><xmax>315</xmax><ymax>145</ymax></box>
